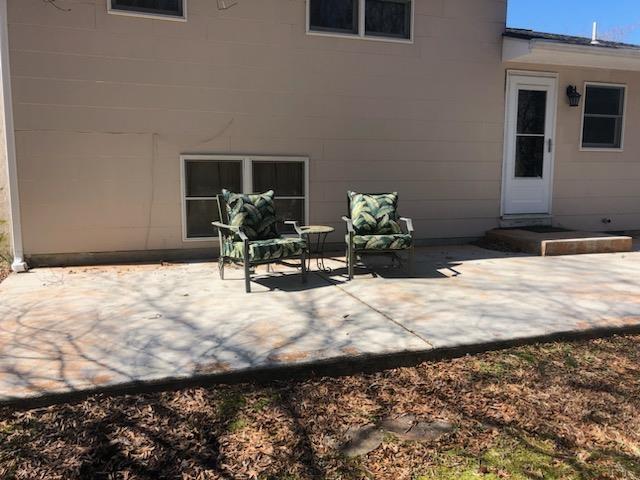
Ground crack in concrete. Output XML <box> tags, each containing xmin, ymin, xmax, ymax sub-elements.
<box><xmin>314</xmin><ymin>271</ymin><xmax>435</xmax><ymax>349</ymax></box>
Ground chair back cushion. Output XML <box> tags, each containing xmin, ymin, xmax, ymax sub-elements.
<box><xmin>222</xmin><ymin>189</ymin><xmax>278</xmax><ymax>240</ymax></box>
<box><xmin>348</xmin><ymin>191</ymin><xmax>401</xmax><ymax>235</ymax></box>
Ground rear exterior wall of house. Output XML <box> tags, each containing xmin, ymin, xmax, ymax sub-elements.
<box><xmin>11</xmin><ymin>0</ymin><xmax>640</xmax><ymax>262</ymax></box>
<box><xmin>8</xmin><ymin>0</ymin><xmax>508</xmax><ymax>259</ymax></box>
<box><xmin>505</xmin><ymin>62</ymin><xmax>640</xmax><ymax>233</ymax></box>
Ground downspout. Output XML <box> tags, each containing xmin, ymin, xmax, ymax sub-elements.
<box><xmin>0</xmin><ymin>0</ymin><xmax>27</xmax><ymax>272</ymax></box>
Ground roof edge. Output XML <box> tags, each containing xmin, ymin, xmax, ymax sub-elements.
<box><xmin>504</xmin><ymin>27</ymin><xmax>640</xmax><ymax>51</ymax></box>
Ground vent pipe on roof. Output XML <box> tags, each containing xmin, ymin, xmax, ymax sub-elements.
<box><xmin>591</xmin><ymin>22</ymin><xmax>600</xmax><ymax>45</ymax></box>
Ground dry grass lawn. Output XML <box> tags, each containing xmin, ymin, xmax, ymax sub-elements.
<box><xmin>1</xmin><ymin>335</ymin><xmax>640</xmax><ymax>479</ymax></box>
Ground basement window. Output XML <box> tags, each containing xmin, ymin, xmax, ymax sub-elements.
<box><xmin>308</xmin><ymin>0</ymin><xmax>412</xmax><ymax>41</ymax></box>
<box><xmin>181</xmin><ymin>155</ymin><xmax>308</xmax><ymax>241</ymax></box>
<box><xmin>109</xmin><ymin>0</ymin><xmax>186</xmax><ymax>20</ymax></box>
<box><xmin>581</xmin><ymin>83</ymin><xmax>626</xmax><ymax>150</ymax></box>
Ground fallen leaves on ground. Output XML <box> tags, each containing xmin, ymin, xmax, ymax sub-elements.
<box><xmin>0</xmin><ymin>262</ymin><xmax>9</xmax><ymax>284</ymax></box>
<box><xmin>1</xmin><ymin>335</ymin><xmax>640</xmax><ymax>479</ymax></box>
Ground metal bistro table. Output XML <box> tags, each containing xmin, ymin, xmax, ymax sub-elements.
<box><xmin>299</xmin><ymin>225</ymin><xmax>335</xmax><ymax>272</ymax></box>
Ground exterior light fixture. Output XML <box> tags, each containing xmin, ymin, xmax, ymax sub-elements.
<box><xmin>566</xmin><ymin>85</ymin><xmax>582</xmax><ymax>107</ymax></box>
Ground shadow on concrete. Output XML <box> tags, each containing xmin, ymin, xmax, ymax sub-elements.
<box><xmin>2</xmin><ymin>244</ymin><xmax>640</xmax><ymax>409</ymax></box>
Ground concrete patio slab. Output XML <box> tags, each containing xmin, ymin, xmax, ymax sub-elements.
<box><xmin>1</xmin><ymin>243</ymin><xmax>640</xmax><ymax>405</ymax></box>
<box><xmin>0</xmin><ymin>262</ymin><xmax>428</xmax><ymax>402</ymax></box>
<box><xmin>337</xmin><ymin>245</ymin><xmax>640</xmax><ymax>348</ymax></box>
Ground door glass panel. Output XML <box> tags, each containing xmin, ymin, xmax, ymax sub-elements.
<box><xmin>252</xmin><ymin>162</ymin><xmax>304</xmax><ymax>196</ymax></box>
<box><xmin>517</xmin><ymin>90</ymin><xmax>547</xmax><ymax>134</ymax></box>
<box><xmin>515</xmin><ymin>136</ymin><xmax>544</xmax><ymax>178</ymax></box>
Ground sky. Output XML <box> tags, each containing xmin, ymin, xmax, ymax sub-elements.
<box><xmin>507</xmin><ymin>0</ymin><xmax>640</xmax><ymax>45</ymax></box>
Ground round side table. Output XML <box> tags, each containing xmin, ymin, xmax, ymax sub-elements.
<box><xmin>299</xmin><ymin>225</ymin><xmax>335</xmax><ymax>272</ymax></box>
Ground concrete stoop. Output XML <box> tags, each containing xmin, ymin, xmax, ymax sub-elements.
<box><xmin>485</xmin><ymin>228</ymin><xmax>633</xmax><ymax>256</ymax></box>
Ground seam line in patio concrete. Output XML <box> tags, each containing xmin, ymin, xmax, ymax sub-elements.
<box><xmin>315</xmin><ymin>272</ymin><xmax>435</xmax><ymax>349</ymax></box>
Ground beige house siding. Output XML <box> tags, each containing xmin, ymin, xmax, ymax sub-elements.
<box><xmin>506</xmin><ymin>62</ymin><xmax>640</xmax><ymax>232</ymax></box>
<box><xmin>8</xmin><ymin>0</ymin><xmax>507</xmax><ymax>257</ymax></box>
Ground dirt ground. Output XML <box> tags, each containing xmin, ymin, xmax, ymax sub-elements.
<box><xmin>0</xmin><ymin>260</ymin><xmax>9</xmax><ymax>284</ymax></box>
<box><xmin>0</xmin><ymin>267</ymin><xmax>8</xmax><ymax>285</ymax></box>
<box><xmin>1</xmin><ymin>335</ymin><xmax>639</xmax><ymax>480</ymax></box>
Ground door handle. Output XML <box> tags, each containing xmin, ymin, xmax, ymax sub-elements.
<box><xmin>548</xmin><ymin>138</ymin><xmax>553</xmax><ymax>153</ymax></box>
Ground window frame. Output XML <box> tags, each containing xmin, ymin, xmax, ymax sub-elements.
<box><xmin>180</xmin><ymin>154</ymin><xmax>310</xmax><ymax>242</ymax></box>
<box><xmin>306</xmin><ymin>0</ymin><xmax>414</xmax><ymax>44</ymax></box>
<box><xmin>107</xmin><ymin>0</ymin><xmax>187</xmax><ymax>22</ymax></box>
<box><xmin>579</xmin><ymin>82</ymin><xmax>627</xmax><ymax>152</ymax></box>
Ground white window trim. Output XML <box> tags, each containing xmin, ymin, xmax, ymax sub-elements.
<box><xmin>305</xmin><ymin>0</ymin><xmax>414</xmax><ymax>44</ymax></box>
<box><xmin>579</xmin><ymin>81</ymin><xmax>627</xmax><ymax>152</ymax></box>
<box><xmin>180</xmin><ymin>154</ymin><xmax>310</xmax><ymax>242</ymax></box>
<box><xmin>107</xmin><ymin>0</ymin><xmax>187</xmax><ymax>22</ymax></box>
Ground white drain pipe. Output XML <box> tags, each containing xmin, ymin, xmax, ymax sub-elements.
<box><xmin>0</xmin><ymin>0</ymin><xmax>27</xmax><ymax>272</ymax></box>
<box><xmin>591</xmin><ymin>21</ymin><xmax>600</xmax><ymax>45</ymax></box>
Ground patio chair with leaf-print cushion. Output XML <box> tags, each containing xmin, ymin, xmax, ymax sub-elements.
<box><xmin>213</xmin><ymin>189</ymin><xmax>307</xmax><ymax>293</ymax></box>
<box><xmin>342</xmin><ymin>191</ymin><xmax>414</xmax><ymax>280</ymax></box>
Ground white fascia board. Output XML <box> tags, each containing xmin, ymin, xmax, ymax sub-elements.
<box><xmin>503</xmin><ymin>36</ymin><xmax>640</xmax><ymax>71</ymax></box>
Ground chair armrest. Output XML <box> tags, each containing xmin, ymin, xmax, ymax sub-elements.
<box><xmin>341</xmin><ymin>216</ymin><xmax>355</xmax><ymax>234</ymax></box>
<box><xmin>212</xmin><ymin>221</ymin><xmax>249</xmax><ymax>241</ymax></box>
<box><xmin>399</xmin><ymin>217</ymin><xmax>414</xmax><ymax>234</ymax></box>
<box><xmin>284</xmin><ymin>220</ymin><xmax>304</xmax><ymax>237</ymax></box>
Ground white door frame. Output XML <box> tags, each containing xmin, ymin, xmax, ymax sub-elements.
<box><xmin>501</xmin><ymin>70</ymin><xmax>558</xmax><ymax>216</ymax></box>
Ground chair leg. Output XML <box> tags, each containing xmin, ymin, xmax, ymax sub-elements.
<box><xmin>408</xmin><ymin>246</ymin><xmax>415</xmax><ymax>277</ymax></box>
<box><xmin>243</xmin><ymin>242</ymin><xmax>251</xmax><ymax>293</ymax></box>
<box><xmin>244</xmin><ymin>262</ymin><xmax>251</xmax><ymax>293</ymax></box>
<box><xmin>348</xmin><ymin>243</ymin><xmax>354</xmax><ymax>280</ymax></box>
<box><xmin>301</xmin><ymin>252</ymin><xmax>307</xmax><ymax>284</ymax></box>
<box><xmin>219</xmin><ymin>256</ymin><xmax>225</xmax><ymax>280</ymax></box>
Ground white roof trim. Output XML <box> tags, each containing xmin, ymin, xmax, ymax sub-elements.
<box><xmin>503</xmin><ymin>36</ymin><xmax>640</xmax><ymax>71</ymax></box>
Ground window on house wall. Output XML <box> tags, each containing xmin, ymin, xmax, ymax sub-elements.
<box><xmin>308</xmin><ymin>0</ymin><xmax>412</xmax><ymax>41</ymax></box>
<box><xmin>365</xmin><ymin>0</ymin><xmax>411</xmax><ymax>39</ymax></box>
<box><xmin>581</xmin><ymin>83</ymin><xmax>626</xmax><ymax>150</ymax></box>
<box><xmin>309</xmin><ymin>0</ymin><xmax>359</xmax><ymax>34</ymax></box>
<box><xmin>252</xmin><ymin>161</ymin><xmax>306</xmax><ymax>233</ymax></box>
<box><xmin>181</xmin><ymin>156</ymin><xmax>308</xmax><ymax>240</ymax></box>
<box><xmin>109</xmin><ymin>0</ymin><xmax>185</xmax><ymax>19</ymax></box>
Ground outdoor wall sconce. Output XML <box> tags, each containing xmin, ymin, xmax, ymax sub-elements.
<box><xmin>566</xmin><ymin>85</ymin><xmax>582</xmax><ymax>107</ymax></box>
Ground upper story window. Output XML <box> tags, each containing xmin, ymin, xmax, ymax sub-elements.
<box><xmin>109</xmin><ymin>0</ymin><xmax>186</xmax><ymax>20</ymax></box>
<box><xmin>308</xmin><ymin>0</ymin><xmax>412</xmax><ymax>42</ymax></box>
<box><xmin>581</xmin><ymin>83</ymin><xmax>626</xmax><ymax>150</ymax></box>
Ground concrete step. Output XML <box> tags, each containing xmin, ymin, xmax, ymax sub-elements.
<box><xmin>484</xmin><ymin>228</ymin><xmax>633</xmax><ymax>256</ymax></box>
<box><xmin>500</xmin><ymin>214</ymin><xmax>552</xmax><ymax>229</ymax></box>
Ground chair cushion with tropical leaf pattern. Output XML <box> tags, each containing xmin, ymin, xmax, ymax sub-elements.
<box><xmin>348</xmin><ymin>192</ymin><xmax>402</xmax><ymax>235</ymax></box>
<box><xmin>351</xmin><ymin>234</ymin><xmax>413</xmax><ymax>251</ymax></box>
<box><xmin>223</xmin><ymin>237</ymin><xmax>306</xmax><ymax>261</ymax></box>
<box><xmin>222</xmin><ymin>189</ymin><xmax>278</xmax><ymax>241</ymax></box>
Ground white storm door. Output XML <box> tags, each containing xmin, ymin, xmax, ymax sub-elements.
<box><xmin>503</xmin><ymin>73</ymin><xmax>557</xmax><ymax>215</ymax></box>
